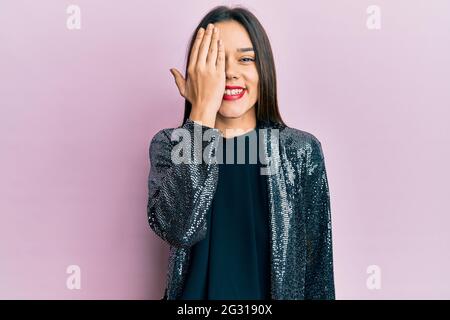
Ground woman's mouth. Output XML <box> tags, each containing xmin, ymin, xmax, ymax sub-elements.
<box><xmin>223</xmin><ymin>88</ymin><xmax>246</xmax><ymax>101</ymax></box>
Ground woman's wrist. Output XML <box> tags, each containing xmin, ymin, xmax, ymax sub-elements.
<box><xmin>189</xmin><ymin>106</ymin><xmax>217</xmax><ymax>128</ymax></box>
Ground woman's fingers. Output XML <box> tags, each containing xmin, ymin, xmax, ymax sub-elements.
<box><xmin>188</xmin><ymin>27</ymin><xmax>204</xmax><ymax>73</ymax></box>
<box><xmin>196</xmin><ymin>23</ymin><xmax>214</xmax><ymax>67</ymax></box>
<box><xmin>206</xmin><ymin>26</ymin><xmax>219</xmax><ymax>66</ymax></box>
<box><xmin>170</xmin><ymin>68</ymin><xmax>186</xmax><ymax>98</ymax></box>
<box><xmin>216</xmin><ymin>38</ymin><xmax>225</xmax><ymax>71</ymax></box>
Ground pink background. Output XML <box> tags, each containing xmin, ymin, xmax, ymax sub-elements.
<box><xmin>1</xmin><ymin>0</ymin><xmax>449</xmax><ymax>299</ymax></box>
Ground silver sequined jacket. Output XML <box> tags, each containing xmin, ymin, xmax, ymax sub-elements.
<box><xmin>147</xmin><ymin>117</ymin><xmax>335</xmax><ymax>300</ymax></box>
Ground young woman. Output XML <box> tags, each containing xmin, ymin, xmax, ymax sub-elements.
<box><xmin>147</xmin><ymin>5</ymin><xmax>335</xmax><ymax>300</ymax></box>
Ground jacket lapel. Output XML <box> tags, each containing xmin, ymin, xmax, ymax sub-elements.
<box><xmin>259</xmin><ymin>120</ymin><xmax>294</xmax><ymax>298</ymax></box>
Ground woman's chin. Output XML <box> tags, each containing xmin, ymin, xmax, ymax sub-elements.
<box><xmin>218</xmin><ymin>103</ymin><xmax>250</xmax><ymax>119</ymax></box>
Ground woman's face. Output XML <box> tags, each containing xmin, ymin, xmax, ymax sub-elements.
<box><xmin>214</xmin><ymin>20</ymin><xmax>259</xmax><ymax>120</ymax></box>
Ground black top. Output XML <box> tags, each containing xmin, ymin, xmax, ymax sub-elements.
<box><xmin>180</xmin><ymin>125</ymin><xmax>271</xmax><ymax>300</ymax></box>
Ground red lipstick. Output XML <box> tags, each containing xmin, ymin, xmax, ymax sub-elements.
<box><xmin>223</xmin><ymin>85</ymin><xmax>246</xmax><ymax>101</ymax></box>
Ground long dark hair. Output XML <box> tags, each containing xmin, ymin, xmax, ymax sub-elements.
<box><xmin>181</xmin><ymin>5</ymin><xmax>286</xmax><ymax>127</ymax></box>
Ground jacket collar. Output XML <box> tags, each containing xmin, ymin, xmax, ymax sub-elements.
<box><xmin>256</xmin><ymin>118</ymin><xmax>287</xmax><ymax>131</ymax></box>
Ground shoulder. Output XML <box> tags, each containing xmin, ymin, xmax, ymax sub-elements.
<box><xmin>149</xmin><ymin>127</ymin><xmax>172</xmax><ymax>152</ymax></box>
<box><xmin>279</xmin><ymin>126</ymin><xmax>328</xmax><ymax>180</ymax></box>
<box><xmin>149</xmin><ymin>118</ymin><xmax>217</xmax><ymax>149</ymax></box>
<box><xmin>150</xmin><ymin>127</ymin><xmax>173</xmax><ymax>145</ymax></box>
<box><xmin>279</xmin><ymin>125</ymin><xmax>324</xmax><ymax>160</ymax></box>
<box><xmin>148</xmin><ymin>118</ymin><xmax>204</xmax><ymax>159</ymax></box>
<box><xmin>148</xmin><ymin>126</ymin><xmax>179</xmax><ymax>164</ymax></box>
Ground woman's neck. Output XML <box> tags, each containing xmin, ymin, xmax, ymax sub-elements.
<box><xmin>214</xmin><ymin>108</ymin><xmax>257</xmax><ymax>139</ymax></box>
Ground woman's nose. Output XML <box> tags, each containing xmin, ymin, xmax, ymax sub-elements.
<box><xmin>225</xmin><ymin>63</ymin><xmax>239</xmax><ymax>79</ymax></box>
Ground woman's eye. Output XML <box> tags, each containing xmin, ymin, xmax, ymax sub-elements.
<box><xmin>240</xmin><ymin>57</ymin><xmax>255</xmax><ymax>63</ymax></box>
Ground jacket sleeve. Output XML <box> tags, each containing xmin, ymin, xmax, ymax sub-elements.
<box><xmin>304</xmin><ymin>137</ymin><xmax>336</xmax><ymax>299</ymax></box>
<box><xmin>147</xmin><ymin>118</ymin><xmax>221</xmax><ymax>248</ymax></box>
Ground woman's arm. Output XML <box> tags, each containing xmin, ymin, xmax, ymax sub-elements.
<box><xmin>304</xmin><ymin>137</ymin><xmax>336</xmax><ymax>299</ymax></box>
<box><xmin>147</xmin><ymin>118</ymin><xmax>220</xmax><ymax>248</ymax></box>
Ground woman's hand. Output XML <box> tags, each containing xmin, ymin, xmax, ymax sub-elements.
<box><xmin>170</xmin><ymin>23</ymin><xmax>225</xmax><ymax>128</ymax></box>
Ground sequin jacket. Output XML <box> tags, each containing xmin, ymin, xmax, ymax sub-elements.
<box><xmin>147</xmin><ymin>117</ymin><xmax>335</xmax><ymax>300</ymax></box>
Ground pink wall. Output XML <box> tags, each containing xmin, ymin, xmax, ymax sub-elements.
<box><xmin>1</xmin><ymin>0</ymin><xmax>449</xmax><ymax>299</ymax></box>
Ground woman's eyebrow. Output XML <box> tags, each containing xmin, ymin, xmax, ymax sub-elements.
<box><xmin>236</xmin><ymin>47</ymin><xmax>254</xmax><ymax>52</ymax></box>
